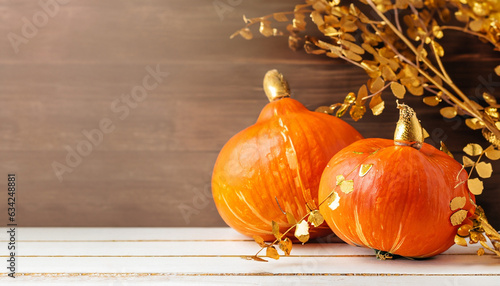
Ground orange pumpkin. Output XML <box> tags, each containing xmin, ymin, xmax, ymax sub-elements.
<box><xmin>212</xmin><ymin>70</ymin><xmax>363</xmax><ymax>241</ymax></box>
<box><xmin>318</xmin><ymin>104</ymin><xmax>475</xmax><ymax>258</ymax></box>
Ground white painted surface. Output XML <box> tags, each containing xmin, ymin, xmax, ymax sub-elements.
<box><xmin>0</xmin><ymin>227</ymin><xmax>499</xmax><ymax>285</ymax></box>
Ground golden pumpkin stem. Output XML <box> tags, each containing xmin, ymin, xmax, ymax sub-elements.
<box><xmin>263</xmin><ymin>69</ymin><xmax>291</xmax><ymax>102</ymax></box>
<box><xmin>394</xmin><ymin>102</ymin><xmax>423</xmax><ymax>150</ymax></box>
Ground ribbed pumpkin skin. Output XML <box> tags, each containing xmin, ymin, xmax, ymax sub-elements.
<box><xmin>318</xmin><ymin>138</ymin><xmax>475</xmax><ymax>258</ymax></box>
<box><xmin>212</xmin><ymin>98</ymin><xmax>363</xmax><ymax>241</ymax></box>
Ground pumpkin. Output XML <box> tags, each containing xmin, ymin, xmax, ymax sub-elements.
<box><xmin>212</xmin><ymin>70</ymin><xmax>363</xmax><ymax>241</ymax></box>
<box><xmin>318</xmin><ymin>103</ymin><xmax>475</xmax><ymax>258</ymax></box>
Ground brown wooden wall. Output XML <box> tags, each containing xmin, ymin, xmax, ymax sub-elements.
<box><xmin>1</xmin><ymin>0</ymin><xmax>499</xmax><ymax>228</ymax></box>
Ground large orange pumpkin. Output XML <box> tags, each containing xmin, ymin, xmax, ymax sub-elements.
<box><xmin>318</xmin><ymin>104</ymin><xmax>475</xmax><ymax>258</ymax></box>
<box><xmin>212</xmin><ymin>70</ymin><xmax>363</xmax><ymax>241</ymax></box>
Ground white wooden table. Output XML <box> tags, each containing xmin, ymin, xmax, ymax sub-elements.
<box><xmin>1</xmin><ymin>227</ymin><xmax>499</xmax><ymax>285</ymax></box>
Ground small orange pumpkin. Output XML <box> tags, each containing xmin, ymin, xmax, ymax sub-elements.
<box><xmin>318</xmin><ymin>104</ymin><xmax>475</xmax><ymax>258</ymax></box>
<box><xmin>212</xmin><ymin>70</ymin><xmax>363</xmax><ymax>241</ymax></box>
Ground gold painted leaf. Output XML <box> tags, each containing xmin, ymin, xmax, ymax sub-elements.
<box><xmin>362</xmin><ymin>43</ymin><xmax>377</xmax><ymax>55</ymax></box>
<box><xmin>305</xmin><ymin>42</ymin><xmax>326</xmax><ymax>55</ymax></box>
<box><xmin>336</xmin><ymin>174</ymin><xmax>345</xmax><ymax>186</ymax></box>
<box><xmin>273</xmin><ymin>12</ymin><xmax>289</xmax><ymax>22</ymax></box>
<box><xmin>279</xmin><ymin>238</ymin><xmax>292</xmax><ymax>256</ymax></box>
<box><xmin>288</xmin><ymin>35</ymin><xmax>300</xmax><ymax>51</ymax></box>
<box><xmin>495</xmin><ymin>65</ymin><xmax>500</xmax><ymax>77</ymax></box>
<box><xmin>342</xmin><ymin>33</ymin><xmax>356</xmax><ymax>42</ymax></box>
<box><xmin>340</xmin><ymin>179</ymin><xmax>354</xmax><ymax>194</ymax></box>
<box><xmin>344</xmin><ymin>93</ymin><xmax>356</xmax><ymax>104</ymax></box>
<box><xmin>286</xmin><ymin>212</ymin><xmax>297</xmax><ymax>225</ymax></box>
<box><xmin>432</xmin><ymin>25</ymin><xmax>443</xmax><ymax>39</ymax></box>
<box><xmin>469</xmin><ymin>19</ymin><xmax>483</xmax><ymax>32</ymax></box>
<box><xmin>328</xmin><ymin>191</ymin><xmax>340</xmax><ymax>211</ymax></box>
<box><xmin>485</xmin><ymin>107</ymin><xmax>499</xmax><ymax>119</ymax></box>
<box><xmin>454</xmin><ymin>235</ymin><xmax>468</xmax><ymax>247</ymax></box>
<box><xmin>463</xmin><ymin>143</ymin><xmax>483</xmax><ymax>156</ymax></box>
<box><xmin>450</xmin><ymin>196</ymin><xmax>466</xmax><ymax>211</ymax></box>
<box><xmin>454</xmin><ymin>10</ymin><xmax>468</xmax><ymax>22</ymax></box>
<box><xmin>483</xmin><ymin>128</ymin><xmax>498</xmax><ymax>148</ymax></box>
<box><xmin>483</xmin><ymin>92</ymin><xmax>497</xmax><ymax>106</ymax></box>
<box><xmin>395</xmin><ymin>0</ymin><xmax>408</xmax><ymax>9</ymax></box>
<box><xmin>390</xmin><ymin>82</ymin><xmax>406</xmax><ymax>99</ymax></box>
<box><xmin>323</xmin><ymin>26</ymin><xmax>340</xmax><ymax>37</ymax></box>
<box><xmin>307</xmin><ymin>210</ymin><xmax>325</xmax><ymax>227</ymax></box>
<box><xmin>253</xmin><ymin>235</ymin><xmax>267</xmax><ymax>248</ymax></box>
<box><xmin>476</xmin><ymin>162</ymin><xmax>493</xmax><ymax>178</ymax></box>
<box><xmin>329</xmin><ymin>103</ymin><xmax>342</xmax><ymax>114</ymax></box>
<box><xmin>431</xmin><ymin>40</ymin><xmax>444</xmax><ymax>57</ymax></box>
<box><xmin>357</xmin><ymin>84</ymin><xmax>368</xmax><ymax>104</ymax></box>
<box><xmin>259</xmin><ymin>21</ymin><xmax>273</xmax><ymax>37</ymax></box>
<box><xmin>361</xmin><ymin>61</ymin><xmax>380</xmax><ymax>78</ymax></box>
<box><xmin>244</xmin><ymin>255</ymin><xmax>268</xmax><ymax>262</ymax></box>
<box><xmin>440</xmin><ymin>141</ymin><xmax>454</xmax><ymax>158</ymax></box>
<box><xmin>381</xmin><ymin>65</ymin><xmax>397</xmax><ymax>81</ymax></box>
<box><xmin>294</xmin><ymin>220</ymin><xmax>310</xmax><ymax>244</ymax></box>
<box><xmin>369</xmin><ymin>93</ymin><xmax>385</xmax><ymax>116</ymax></box>
<box><xmin>326</xmin><ymin>49</ymin><xmax>341</xmax><ymax>58</ymax></box>
<box><xmin>468</xmin><ymin>178</ymin><xmax>484</xmax><ymax>195</ymax></box>
<box><xmin>340</xmin><ymin>19</ymin><xmax>357</xmax><ymax>32</ymax></box>
<box><xmin>457</xmin><ymin>224</ymin><xmax>472</xmax><ymax>237</ymax></box>
<box><xmin>310</xmin><ymin>11</ymin><xmax>324</xmax><ymax>27</ymax></box>
<box><xmin>359</xmin><ymin>164</ymin><xmax>373</xmax><ymax>177</ymax></box>
<box><xmin>462</xmin><ymin>156</ymin><xmax>475</xmax><ymax>167</ymax></box>
<box><xmin>239</xmin><ymin>28</ymin><xmax>253</xmax><ymax>40</ymax></box>
<box><xmin>439</xmin><ymin>7</ymin><xmax>451</xmax><ymax>22</ymax></box>
<box><xmin>293</xmin><ymin>13</ymin><xmax>307</xmax><ymax>30</ymax></box>
<box><xmin>341</xmin><ymin>40</ymin><xmax>365</xmax><ymax>55</ymax></box>
<box><xmin>343</xmin><ymin>50</ymin><xmax>363</xmax><ymax>62</ymax></box>
<box><xmin>485</xmin><ymin>145</ymin><xmax>500</xmax><ymax>160</ymax></box>
<box><xmin>470</xmin><ymin>231</ymin><xmax>486</xmax><ymax>243</ymax></box>
<box><xmin>349</xmin><ymin>104</ymin><xmax>366</xmax><ymax>121</ymax></box>
<box><xmin>272</xmin><ymin>29</ymin><xmax>283</xmax><ymax>36</ymax></box>
<box><xmin>407</xmin><ymin>84</ymin><xmax>424</xmax><ymax>96</ymax></box>
<box><xmin>465</xmin><ymin>118</ymin><xmax>485</xmax><ymax>130</ymax></box>
<box><xmin>477</xmin><ymin>248</ymin><xmax>485</xmax><ymax>256</ymax></box>
<box><xmin>336</xmin><ymin>104</ymin><xmax>349</xmax><ymax>118</ymax></box>
<box><xmin>423</xmin><ymin>96</ymin><xmax>440</xmax><ymax>106</ymax></box>
<box><xmin>272</xmin><ymin>220</ymin><xmax>281</xmax><ymax>240</ymax></box>
<box><xmin>440</xmin><ymin>106</ymin><xmax>457</xmax><ymax>119</ymax></box>
<box><xmin>266</xmin><ymin>246</ymin><xmax>280</xmax><ymax>260</ymax></box>
<box><xmin>369</xmin><ymin>77</ymin><xmax>385</xmax><ymax>93</ymax></box>
<box><xmin>450</xmin><ymin>210</ymin><xmax>468</xmax><ymax>226</ymax></box>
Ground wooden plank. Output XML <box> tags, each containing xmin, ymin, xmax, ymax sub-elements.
<box><xmin>0</xmin><ymin>275</ymin><xmax>499</xmax><ymax>286</ymax></box>
<box><xmin>0</xmin><ymin>240</ymin><xmax>488</xmax><ymax>257</ymax></box>
<box><xmin>0</xmin><ymin>227</ymin><xmax>497</xmax><ymax>285</ymax></box>
<box><xmin>0</xmin><ymin>227</ymin><xmax>248</xmax><ymax>241</ymax></box>
<box><xmin>1</xmin><ymin>255</ymin><xmax>499</xmax><ymax>275</ymax></box>
<box><xmin>0</xmin><ymin>227</ymin><xmax>485</xmax><ymax>256</ymax></box>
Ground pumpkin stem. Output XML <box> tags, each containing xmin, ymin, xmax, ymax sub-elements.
<box><xmin>394</xmin><ymin>102</ymin><xmax>423</xmax><ymax>150</ymax></box>
<box><xmin>263</xmin><ymin>69</ymin><xmax>291</xmax><ymax>102</ymax></box>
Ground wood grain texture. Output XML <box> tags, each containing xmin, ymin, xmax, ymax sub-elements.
<box><xmin>0</xmin><ymin>227</ymin><xmax>499</xmax><ymax>284</ymax></box>
<box><xmin>0</xmin><ymin>0</ymin><xmax>499</xmax><ymax>228</ymax></box>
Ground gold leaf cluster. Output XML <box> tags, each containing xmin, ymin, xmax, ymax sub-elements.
<box><xmin>234</xmin><ymin>0</ymin><xmax>500</xmax><ymax>260</ymax></box>
<box><xmin>455</xmin><ymin>206</ymin><xmax>500</xmax><ymax>256</ymax></box>
<box><xmin>243</xmin><ymin>208</ymin><xmax>323</xmax><ymax>262</ymax></box>
<box><xmin>459</xmin><ymin>143</ymin><xmax>499</xmax><ymax>196</ymax></box>
<box><xmin>233</xmin><ymin>0</ymin><xmax>500</xmax><ymax>152</ymax></box>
